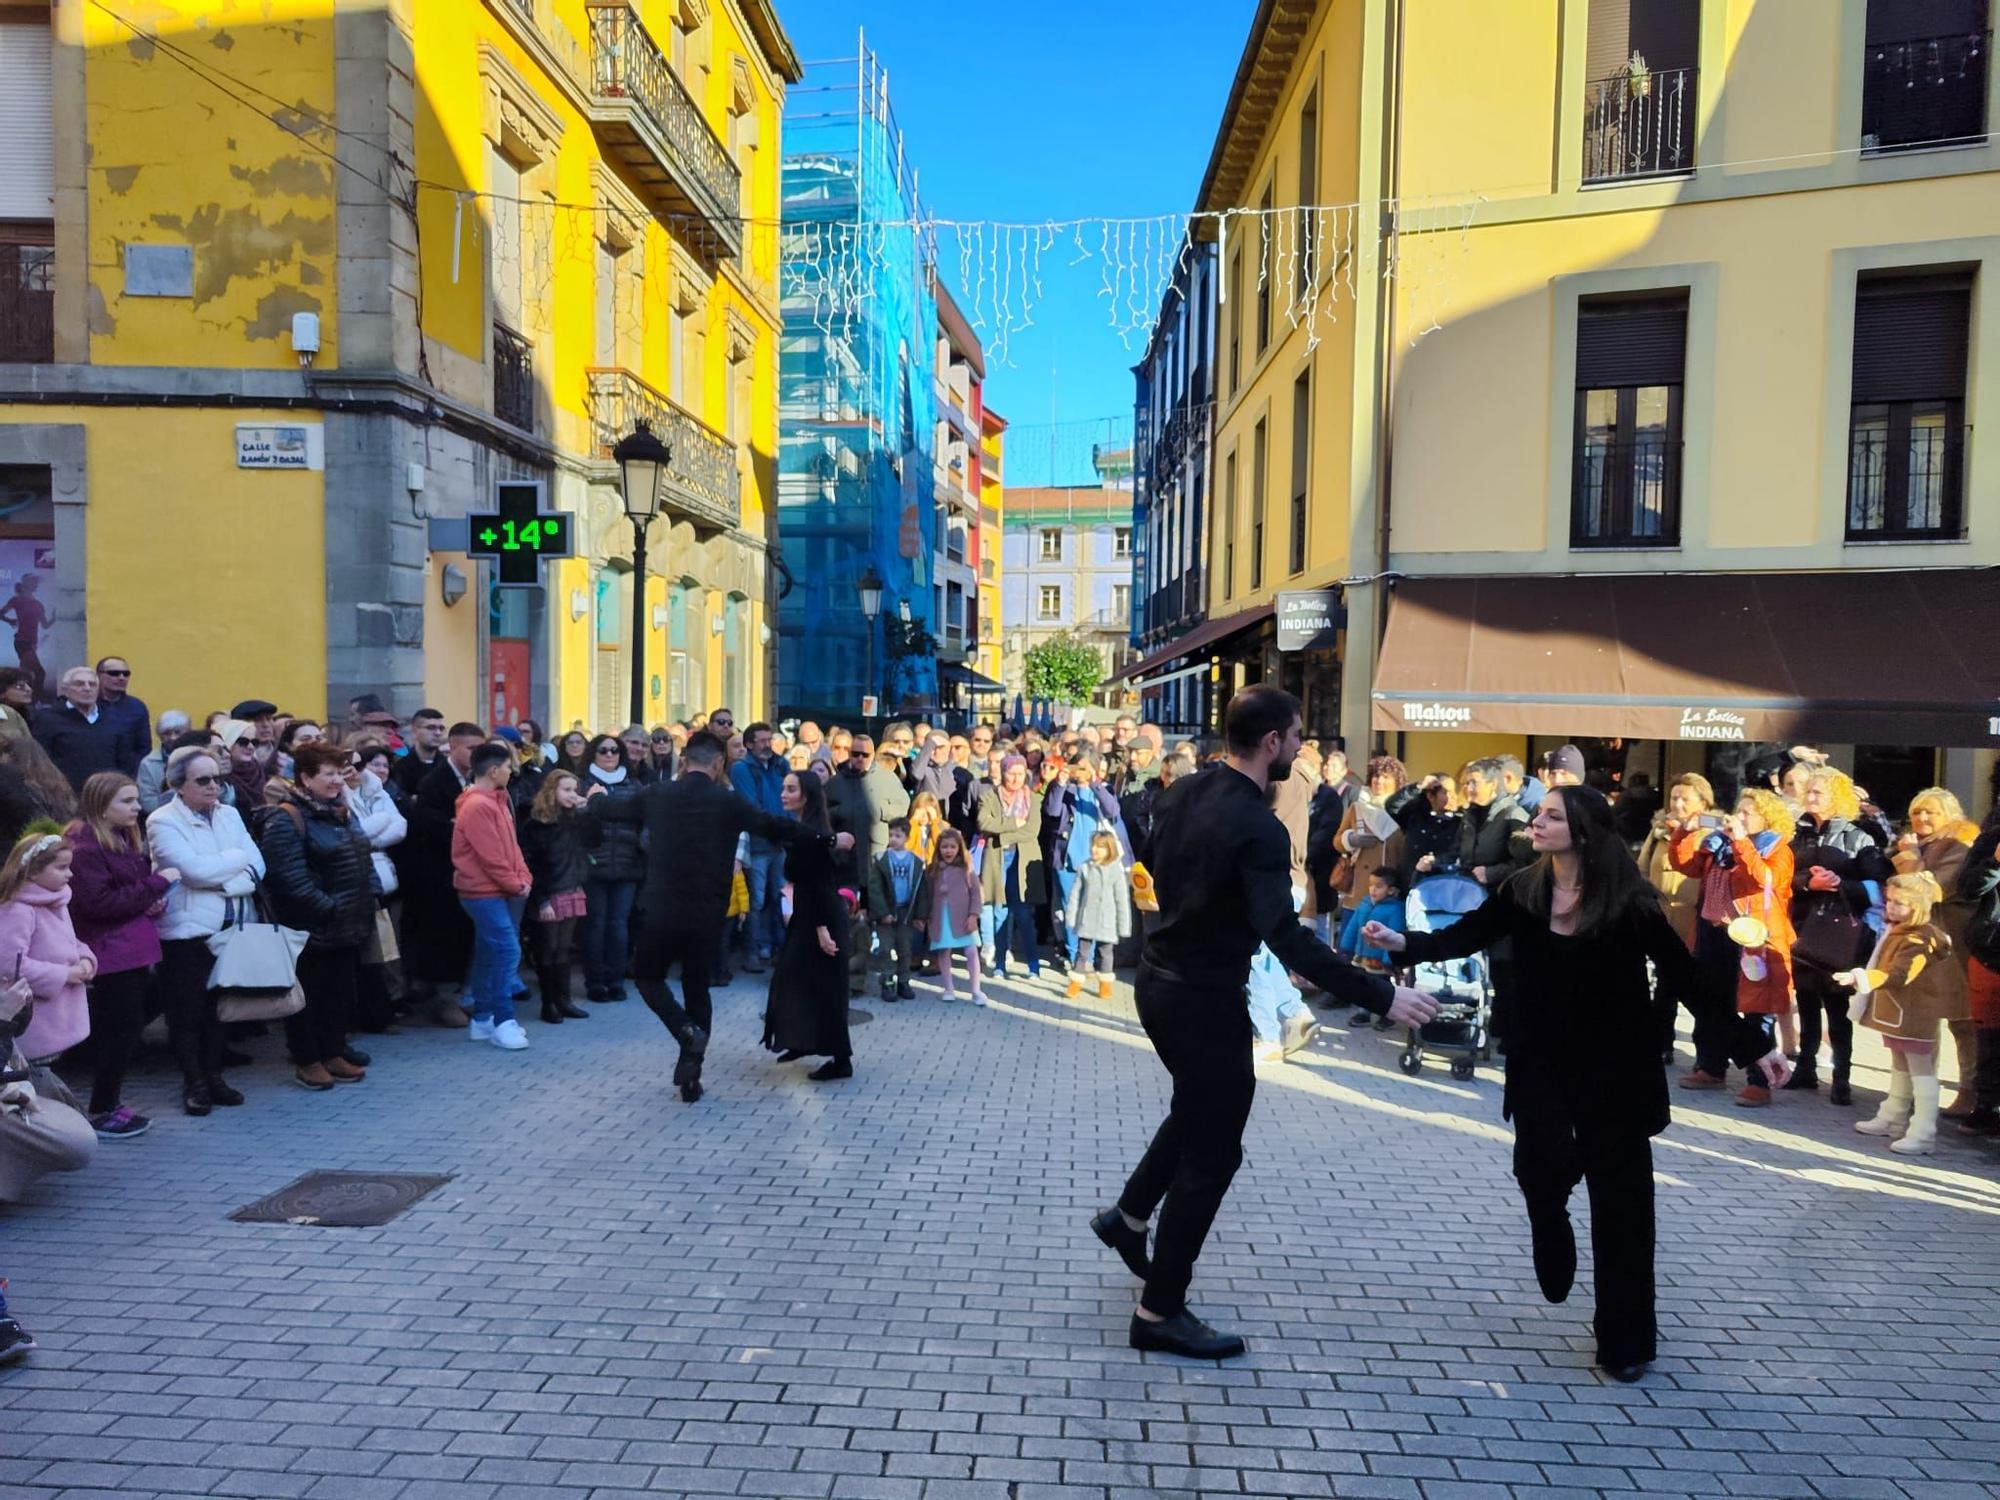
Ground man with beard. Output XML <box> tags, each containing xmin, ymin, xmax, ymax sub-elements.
<box><xmin>1090</xmin><ymin>686</ymin><xmax>1437</xmax><ymax>1359</ymax></box>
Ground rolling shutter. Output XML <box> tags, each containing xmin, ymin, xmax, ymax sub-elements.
<box><xmin>0</xmin><ymin>20</ymin><xmax>54</xmax><ymax>221</ymax></box>
<box><xmin>1852</xmin><ymin>274</ymin><xmax>1972</xmax><ymax>403</ymax></box>
<box><xmin>1576</xmin><ymin>294</ymin><xmax>1688</xmax><ymax>388</ymax></box>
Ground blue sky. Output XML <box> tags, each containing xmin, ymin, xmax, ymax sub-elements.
<box><xmin>780</xmin><ymin>3</ymin><xmax>1250</xmax><ymax>486</ymax></box>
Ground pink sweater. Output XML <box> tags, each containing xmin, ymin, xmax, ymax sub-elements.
<box><xmin>0</xmin><ymin>883</ymin><xmax>97</xmax><ymax>1060</ymax></box>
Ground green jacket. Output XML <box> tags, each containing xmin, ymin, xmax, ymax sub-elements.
<box><xmin>976</xmin><ymin>784</ymin><xmax>1046</xmax><ymax>907</ymax></box>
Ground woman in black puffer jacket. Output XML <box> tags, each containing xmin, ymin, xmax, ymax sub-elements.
<box><xmin>1787</xmin><ymin>767</ymin><xmax>1893</xmax><ymax>1104</ymax></box>
<box><xmin>578</xmin><ymin>734</ymin><xmax>645</xmax><ymax>1002</ymax></box>
<box><xmin>258</xmin><ymin>744</ymin><xmax>379</xmax><ymax>1092</ymax></box>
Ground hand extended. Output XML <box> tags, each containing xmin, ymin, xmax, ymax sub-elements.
<box><xmin>1756</xmin><ymin>1049</ymin><xmax>1793</xmax><ymax>1090</ymax></box>
<box><xmin>1807</xmin><ymin>865</ymin><xmax>1840</xmax><ymax>892</ymax></box>
<box><xmin>833</xmin><ymin>832</ymin><xmax>855</xmax><ymax>853</ymax></box>
<box><xmin>1359</xmin><ymin>920</ymin><xmax>1406</xmax><ymax>953</ymax></box>
<box><xmin>1384</xmin><ymin>986</ymin><xmax>1438</xmax><ymax>1029</ymax></box>
<box><xmin>815</xmin><ymin>925</ymin><xmax>838</xmax><ymax>957</ymax></box>
<box><xmin>1415</xmin><ymin>853</ymin><xmax>1436</xmax><ymax>872</ymax></box>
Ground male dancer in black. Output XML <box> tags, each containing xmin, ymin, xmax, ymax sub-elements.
<box><xmin>1092</xmin><ymin>685</ymin><xmax>1438</xmax><ymax>1358</ymax></box>
<box><xmin>586</xmin><ymin>733</ymin><xmax>850</xmax><ymax>1101</ymax></box>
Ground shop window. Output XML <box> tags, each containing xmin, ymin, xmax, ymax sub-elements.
<box><xmin>1862</xmin><ymin>0</ymin><xmax>1990</xmax><ymax>153</ymax></box>
<box><xmin>1572</xmin><ymin>292</ymin><xmax>1686</xmax><ymax>546</ymax></box>
<box><xmin>1847</xmin><ymin>270</ymin><xmax>1972</xmax><ymax>540</ymax></box>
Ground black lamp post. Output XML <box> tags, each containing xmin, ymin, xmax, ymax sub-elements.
<box><xmin>612</xmin><ymin>421</ymin><xmax>670</xmax><ymax>727</ymax></box>
<box><xmin>857</xmin><ymin>562</ymin><xmax>883</xmax><ymax>716</ymax></box>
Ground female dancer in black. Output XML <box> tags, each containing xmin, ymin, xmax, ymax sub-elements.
<box><xmin>762</xmin><ymin>770</ymin><xmax>852</xmax><ymax>1080</ymax></box>
<box><xmin>1364</xmin><ymin>784</ymin><xmax>1786</xmax><ymax>1382</ymax></box>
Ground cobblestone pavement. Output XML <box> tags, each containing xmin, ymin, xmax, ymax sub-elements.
<box><xmin>4</xmin><ymin>963</ymin><xmax>1999</xmax><ymax>1500</ymax></box>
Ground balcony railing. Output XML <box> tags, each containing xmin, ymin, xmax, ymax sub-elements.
<box><xmin>1862</xmin><ymin>31</ymin><xmax>1990</xmax><ymax>152</ymax></box>
<box><xmin>587</xmin><ymin>367</ymin><xmax>741</xmax><ymax>538</ymax></box>
<box><xmin>1571</xmin><ymin>431</ymin><xmax>1682</xmax><ymax>546</ymax></box>
<box><xmin>1583</xmin><ymin>65</ymin><xmax>1696</xmax><ymax>181</ymax></box>
<box><xmin>1847</xmin><ymin>413</ymin><xmax>1968</xmax><ymax>540</ymax></box>
<box><xmin>584</xmin><ymin>3</ymin><xmax>741</xmax><ymax>250</ymax></box>
<box><xmin>493</xmin><ymin>321</ymin><xmax>535</xmax><ymax>431</ymax></box>
<box><xmin>0</xmin><ymin>244</ymin><xmax>55</xmax><ymax>364</ymax></box>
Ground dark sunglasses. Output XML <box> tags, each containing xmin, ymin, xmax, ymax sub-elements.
<box><xmin>187</xmin><ymin>774</ymin><xmax>220</xmax><ymax>787</ymax></box>
<box><xmin>595</xmin><ymin>745</ymin><xmax>623</xmax><ymax>755</ymax></box>
<box><xmin>99</xmin><ymin>668</ymin><xmax>131</xmax><ymax>677</ymax></box>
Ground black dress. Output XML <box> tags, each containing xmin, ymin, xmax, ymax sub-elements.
<box><xmin>762</xmin><ymin>836</ymin><xmax>851</xmax><ymax>1060</ymax></box>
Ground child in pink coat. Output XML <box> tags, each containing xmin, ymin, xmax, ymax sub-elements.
<box><xmin>0</xmin><ymin>834</ymin><xmax>99</xmax><ymax>1066</ymax></box>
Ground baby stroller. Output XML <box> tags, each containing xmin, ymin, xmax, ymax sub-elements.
<box><xmin>1395</xmin><ymin>871</ymin><xmax>1493</xmax><ymax>1080</ymax></box>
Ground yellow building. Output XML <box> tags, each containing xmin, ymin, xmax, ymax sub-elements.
<box><xmin>1187</xmin><ymin>0</ymin><xmax>1999</xmax><ymax>809</ymax></box>
<box><xmin>0</xmin><ymin>0</ymin><xmax>798</xmax><ymax>731</ymax></box>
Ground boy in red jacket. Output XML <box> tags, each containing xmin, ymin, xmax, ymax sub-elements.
<box><xmin>453</xmin><ymin>742</ymin><xmax>533</xmax><ymax>1051</ymax></box>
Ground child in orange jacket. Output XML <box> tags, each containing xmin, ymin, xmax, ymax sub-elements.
<box><xmin>452</xmin><ymin>744</ymin><xmax>534</xmax><ymax>1051</ymax></box>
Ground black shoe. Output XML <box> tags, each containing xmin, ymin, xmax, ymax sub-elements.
<box><xmin>774</xmin><ymin>1049</ymin><xmax>807</xmax><ymax>1063</ymax></box>
<box><xmin>680</xmin><ymin>1079</ymin><xmax>703</xmax><ymax>1103</ymax></box>
<box><xmin>1349</xmin><ymin>1008</ymin><xmax>1374</xmax><ymax>1027</ymax></box>
<box><xmin>0</xmin><ymin>1316</ymin><xmax>34</xmax><ymax>1364</ymax></box>
<box><xmin>1089</xmin><ymin>1208</ymin><xmax>1150</xmax><ymax>1279</ymax></box>
<box><xmin>897</xmin><ymin>985</ymin><xmax>915</xmax><ymax>1000</ymax></box>
<box><xmin>339</xmin><ymin>1046</ymin><xmax>371</xmax><ymax>1069</ymax></box>
<box><xmin>808</xmin><ymin>1058</ymin><xmax>853</xmax><ymax>1081</ymax></box>
<box><xmin>1958</xmin><ymin>1106</ymin><xmax>2000</xmax><ymax>1136</ymax></box>
<box><xmin>1782</xmin><ymin>1067</ymin><xmax>1818</xmax><ymax>1092</ymax></box>
<box><xmin>1602</xmin><ymin>1360</ymin><xmax>1650</xmax><ymax>1383</ymax></box>
<box><xmin>1829</xmin><ymin>1078</ymin><xmax>1854</xmax><ymax>1107</ymax></box>
<box><xmin>540</xmin><ymin>1003</ymin><xmax>564</xmax><ymax>1024</ymax></box>
<box><xmin>1129</xmin><ymin>1310</ymin><xmax>1245</xmax><ymax>1360</ymax></box>
<box><xmin>1528</xmin><ymin>1209</ymin><xmax>1576</xmax><ymax>1304</ymax></box>
<box><xmin>557</xmin><ymin>1001</ymin><xmax>588</xmax><ymax>1020</ymax></box>
<box><xmin>585</xmin><ymin>986</ymin><xmax>608</xmax><ymax>1003</ymax></box>
<box><xmin>182</xmin><ymin>1081</ymin><xmax>212</xmax><ymax>1117</ymax></box>
<box><xmin>205</xmin><ymin>1077</ymin><xmax>245</xmax><ymax>1108</ymax></box>
<box><xmin>677</xmin><ymin>1023</ymin><xmax>709</xmax><ymax>1060</ymax></box>
<box><xmin>219</xmin><ymin>1046</ymin><xmax>254</xmax><ymax>1069</ymax></box>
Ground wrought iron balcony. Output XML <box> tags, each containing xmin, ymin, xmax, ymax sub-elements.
<box><xmin>493</xmin><ymin>321</ymin><xmax>535</xmax><ymax>431</ymax></box>
<box><xmin>1863</xmin><ymin>31</ymin><xmax>1990</xmax><ymax>152</ymax></box>
<box><xmin>1583</xmin><ymin>65</ymin><xmax>1696</xmax><ymax>182</ymax></box>
<box><xmin>0</xmin><ymin>243</ymin><xmax>55</xmax><ymax>364</ymax></box>
<box><xmin>1847</xmin><ymin>412</ymin><xmax>1968</xmax><ymax>540</ymax></box>
<box><xmin>587</xmin><ymin>367</ymin><xmax>741</xmax><ymax>538</ymax></box>
<box><xmin>584</xmin><ymin>3</ymin><xmax>742</xmax><ymax>255</ymax></box>
<box><xmin>1571</xmin><ymin>431</ymin><xmax>1682</xmax><ymax>546</ymax></box>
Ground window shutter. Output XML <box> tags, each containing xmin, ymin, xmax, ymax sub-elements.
<box><xmin>1576</xmin><ymin>295</ymin><xmax>1688</xmax><ymax>388</ymax></box>
<box><xmin>1852</xmin><ymin>275</ymin><xmax>1972</xmax><ymax>403</ymax></box>
<box><xmin>0</xmin><ymin>21</ymin><xmax>54</xmax><ymax>221</ymax></box>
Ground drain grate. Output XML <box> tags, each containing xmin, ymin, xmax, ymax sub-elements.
<box><xmin>231</xmin><ymin>1170</ymin><xmax>454</xmax><ymax>1228</ymax></box>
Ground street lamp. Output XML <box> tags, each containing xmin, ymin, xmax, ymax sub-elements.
<box><xmin>857</xmin><ymin>563</ymin><xmax>883</xmax><ymax>717</ymax></box>
<box><xmin>612</xmin><ymin>421</ymin><xmax>671</xmax><ymax>727</ymax></box>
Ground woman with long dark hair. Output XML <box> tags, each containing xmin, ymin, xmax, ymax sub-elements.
<box><xmin>1363</xmin><ymin>785</ymin><xmax>1787</xmax><ymax>1383</ymax></box>
<box><xmin>762</xmin><ymin>770</ymin><xmax>852</xmax><ymax>1080</ymax></box>
<box><xmin>578</xmin><ymin>733</ymin><xmax>644</xmax><ymax>1002</ymax></box>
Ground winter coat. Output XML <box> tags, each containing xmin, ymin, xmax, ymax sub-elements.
<box><xmin>1340</xmin><ymin>893</ymin><xmax>1406</xmax><ymax>967</ymax></box>
<box><xmin>731</xmin><ymin>752</ymin><xmax>790</xmax><ymax>854</ymax></box>
<box><xmin>135</xmin><ymin>748</ymin><xmax>172</xmax><ymax>814</ymax></box>
<box><xmin>1305</xmin><ymin>781</ymin><xmax>1353</xmax><ymax>907</ymax></box>
<box><xmin>825</xmin><ymin>764</ymin><xmax>910</xmax><ymax>882</ymax></box>
<box><xmin>1397</xmin><ymin>805</ymin><xmax>1464</xmax><ymax>888</ymax></box>
<box><xmin>1269</xmin><ymin>757</ymin><xmax>1318</xmax><ymax>887</ymax></box>
<box><xmin>520</xmin><ymin>812</ymin><xmax>589</xmax><ymax>910</ymax></box>
<box><xmin>1064</xmin><ymin>859</ymin><xmax>1132</xmax><ymax>945</ymax></box>
<box><xmin>865</xmin><ymin>849</ymin><xmax>928</xmax><ymax>925</ymax></box>
<box><xmin>1894</xmin><ymin>824</ymin><xmax>1981</xmax><ymax>948</ymax></box>
<box><xmin>1788</xmin><ymin>816</ymin><xmax>1892</xmax><ymax>973</ymax></box>
<box><xmin>145</xmin><ymin>796</ymin><xmax>264</xmax><ymax>941</ymax></box>
<box><xmin>451</xmin><ymin>785</ymin><xmax>531</xmax><ymax>899</ymax></box>
<box><xmin>1638</xmin><ymin>815</ymin><xmax>1701</xmax><ymax>950</ymax></box>
<box><xmin>257</xmin><ymin>794</ymin><xmax>378</xmax><ymax>949</ymax></box>
<box><xmin>1333</xmin><ymin>789</ymin><xmax>1410</xmax><ymax>911</ymax></box>
<box><xmin>33</xmin><ymin>702</ymin><xmax>123</xmax><ymax>791</ymax></box>
<box><xmin>64</xmin><ymin>831</ymin><xmax>167</xmax><ymax>976</ymax></box>
<box><xmin>1</xmin><ymin>883</ymin><xmax>96</xmax><ymax>1059</ymax></box>
<box><xmin>977</xmin><ymin>784</ymin><xmax>1047</xmax><ymax>907</ymax></box>
<box><xmin>923</xmin><ymin>861</ymin><xmax>983</xmax><ymax>943</ymax></box>
<box><xmin>1456</xmin><ymin>793</ymin><xmax>1534</xmax><ymax>891</ymax></box>
<box><xmin>1043</xmin><ymin>781</ymin><xmax>1133</xmax><ymax>876</ymax></box>
<box><xmin>344</xmin><ymin>771</ymin><xmax>406</xmax><ymax>895</ymax></box>
<box><xmin>1857</xmin><ymin>923</ymin><xmax>1970</xmax><ymax>1040</ymax></box>
<box><xmin>580</xmin><ymin>767</ymin><xmax>646</xmax><ymax>884</ymax></box>
<box><xmin>1673</xmin><ymin>827</ymin><xmax>1796</xmax><ymax>1014</ymax></box>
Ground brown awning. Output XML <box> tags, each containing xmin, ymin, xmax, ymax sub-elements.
<box><xmin>1372</xmin><ymin>570</ymin><xmax>2000</xmax><ymax>747</ymax></box>
<box><xmin>1108</xmin><ymin>603</ymin><xmax>1275</xmax><ymax>685</ymax></box>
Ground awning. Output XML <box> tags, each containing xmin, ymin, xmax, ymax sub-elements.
<box><xmin>1107</xmin><ymin>602</ymin><xmax>1274</xmax><ymax>685</ymax></box>
<box><xmin>1372</xmin><ymin>569</ymin><xmax>2000</xmax><ymax>747</ymax></box>
<box><xmin>939</xmin><ymin>661</ymin><xmax>1007</xmax><ymax>695</ymax></box>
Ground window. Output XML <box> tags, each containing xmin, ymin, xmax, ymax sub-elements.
<box><xmin>1847</xmin><ymin>271</ymin><xmax>1972</xmax><ymax>540</ymax></box>
<box><xmin>1223</xmin><ymin>451</ymin><xmax>1238</xmax><ymax>599</ymax></box>
<box><xmin>1255</xmin><ymin>182</ymin><xmax>1274</xmax><ymax>355</ymax></box>
<box><xmin>1862</xmin><ymin>0</ymin><xmax>1990</xmax><ymax>152</ymax></box>
<box><xmin>1582</xmin><ymin>0</ymin><xmax>1699</xmax><ymax>181</ymax></box>
<box><xmin>1572</xmin><ymin>293</ymin><xmax>1687</xmax><ymax>546</ymax></box>
<box><xmin>1228</xmin><ymin>249</ymin><xmax>1243</xmax><ymax>394</ymax></box>
<box><xmin>1111</xmin><ymin>583</ymin><xmax>1131</xmax><ymax>621</ymax></box>
<box><xmin>1037</xmin><ymin>584</ymin><xmax>1063</xmax><ymax>621</ymax></box>
<box><xmin>1250</xmin><ymin>418</ymin><xmax>1268</xmax><ymax>589</ymax></box>
<box><xmin>1296</xmin><ymin>86</ymin><xmax>1318</xmax><ymax>299</ymax></box>
<box><xmin>1038</xmin><ymin>527</ymin><xmax>1062</xmax><ymax>562</ymax></box>
<box><xmin>1289</xmin><ymin>371</ymin><xmax>1311</xmax><ymax>574</ymax></box>
<box><xmin>1113</xmin><ymin>525</ymin><xmax>1132</xmax><ymax>559</ymax></box>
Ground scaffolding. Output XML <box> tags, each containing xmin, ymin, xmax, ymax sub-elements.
<box><xmin>777</xmin><ymin>38</ymin><xmax>939</xmax><ymax>720</ymax></box>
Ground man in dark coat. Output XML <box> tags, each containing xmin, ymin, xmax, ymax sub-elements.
<box><xmin>34</xmin><ymin>666</ymin><xmax>123</xmax><ymax>791</ymax></box>
<box><xmin>586</xmin><ymin>733</ymin><xmax>851</xmax><ymax>1103</ymax></box>
<box><xmin>390</xmin><ymin>709</ymin><xmax>448</xmax><ymax>799</ymax></box>
<box><xmin>93</xmin><ymin>656</ymin><xmax>150</xmax><ymax>775</ymax></box>
<box><xmin>399</xmin><ymin>721</ymin><xmax>484</xmax><ymax>1024</ymax></box>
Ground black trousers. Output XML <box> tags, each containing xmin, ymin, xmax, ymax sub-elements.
<box><xmin>1793</xmin><ymin>959</ymin><xmax>1855</xmax><ymax>1080</ymax></box>
<box><xmin>158</xmin><ymin>936</ymin><xmax>223</xmax><ymax>1087</ymax></box>
<box><xmin>1515</xmin><ymin>1119</ymin><xmax>1656</xmax><ymax>1368</ymax></box>
<box><xmin>1976</xmin><ymin>1026</ymin><xmax>2000</xmax><ymax>1110</ymax></box>
<box><xmin>285</xmin><ymin>944</ymin><xmax>359</xmax><ymax>1066</ymax></box>
<box><xmin>1689</xmin><ymin>923</ymin><xmax>1747</xmax><ymax>1076</ymax></box>
<box><xmin>632</xmin><ymin>921</ymin><xmax>713</xmax><ymax>1039</ymax></box>
<box><xmin>82</xmin><ymin>967</ymin><xmax>150</xmax><ymax>1115</ymax></box>
<box><xmin>1118</xmin><ymin>968</ymin><xmax>1257</xmax><ymax>1318</ymax></box>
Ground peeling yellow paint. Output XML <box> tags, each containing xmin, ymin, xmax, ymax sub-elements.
<box><xmin>102</xmin><ymin>165</ymin><xmax>141</xmax><ymax>195</ymax></box>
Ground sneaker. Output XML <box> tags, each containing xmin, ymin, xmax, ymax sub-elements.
<box><xmin>972</xmin><ymin>992</ymin><xmax>989</xmax><ymax>1007</ymax></box>
<box><xmin>90</xmin><ymin>1106</ymin><xmax>150</xmax><ymax>1140</ymax></box>
<box><xmin>490</xmin><ymin>1020</ymin><xmax>530</xmax><ymax>1051</ymax></box>
<box><xmin>468</xmin><ymin>1016</ymin><xmax>496</xmax><ymax>1043</ymax></box>
<box><xmin>0</xmin><ymin>1315</ymin><xmax>34</xmax><ymax>1365</ymax></box>
<box><xmin>293</xmin><ymin>1063</ymin><xmax>336</xmax><ymax>1092</ymax></box>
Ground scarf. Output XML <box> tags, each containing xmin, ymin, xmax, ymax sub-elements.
<box><xmin>588</xmin><ymin>763</ymin><xmax>627</xmax><ymax>788</ymax></box>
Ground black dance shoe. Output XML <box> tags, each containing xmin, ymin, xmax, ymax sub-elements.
<box><xmin>1089</xmin><ymin>1208</ymin><xmax>1150</xmax><ymax>1279</ymax></box>
<box><xmin>1129</xmin><ymin>1310</ymin><xmax>1245</xmax><ymax>1360</ymax></box>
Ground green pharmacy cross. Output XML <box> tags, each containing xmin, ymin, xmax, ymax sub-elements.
<box><xmin>465</xmin><ymin>481</ymin><xmax>572</xmax><ymax>585</ymax></box>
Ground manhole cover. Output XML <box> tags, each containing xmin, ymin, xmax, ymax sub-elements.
<box><xmin>847</xmin><ymin>1007</ymin><xmax>873</xmax><ymax>1026</ymax></box>
<box><xmin>231</xmin><ymin>1170</ymin><xmax>454</xmax><ymax>1228</ymax></box>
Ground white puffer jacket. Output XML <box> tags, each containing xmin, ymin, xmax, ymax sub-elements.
<box><xmin>344</xmin><ymin>771</ymin><xmax>407</xmax><ymax>894</ymax></box>
<box><xmin>146</xmin><ymin>795</ymin><xmax>264</xmax><ymax>940</ymax></box>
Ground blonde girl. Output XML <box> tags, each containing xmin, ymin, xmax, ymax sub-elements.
<box><xmin>921</xmin><ymin>827</ymin><xmax>985</xmax><ymax>1005</ymax></box>
<box><xmin>0</xmin><ymin>834</ymin><xmax>97</xmax><ymax>1073</ymax></box>
<box><xmin>908</xmin><ymin>791</ymin><xmax>944</xmax><ymax>863</ymax></box>
<box><xmin>1842</xmin><ymin>871</ymin><xmax>1971</xmax><ymax>1154</ymax></box>
<box><xmin>1063</xmin><ymin>830</ymin><xmax>1130</xmax><ymax>1002</ymax></box>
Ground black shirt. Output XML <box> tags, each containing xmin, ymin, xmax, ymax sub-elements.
<box><xmin>1142</xmin><ymin>763</ymin><xmax>1392</xmax><ymax>1014</ymax></box>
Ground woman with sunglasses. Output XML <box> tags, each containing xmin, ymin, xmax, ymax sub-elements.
<box><xmin>579</xmin><ymin>734</ymin><xmax>645</xmax><ymax>1002</ymax></box>
<box><xmin>146</xmin><ymin>747</ymin><xmax>265</xmax><ymax>1115</ymax></box>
